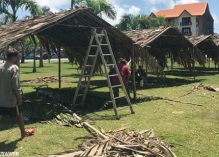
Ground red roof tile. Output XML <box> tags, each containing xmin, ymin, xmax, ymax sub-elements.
<box><xmin>155</xmin><ymin>2</ymin><xmax>208</xmax><ymax>18</ymax></box>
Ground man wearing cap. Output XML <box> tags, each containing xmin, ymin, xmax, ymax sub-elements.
<box><xmin>0</xmin><ymin>50</ymin><xmax>26</xmax><ymax>139</ymax></box>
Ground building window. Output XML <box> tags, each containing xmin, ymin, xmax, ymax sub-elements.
<box><xmin>181</xmin><ymin>17</ymin><xmax>192</xmax><ymax>26</ymax></box>
<box><xmin>182</xmin><ymin>27</ymin><xmax>192</xmax><ymax>36</ymax></box>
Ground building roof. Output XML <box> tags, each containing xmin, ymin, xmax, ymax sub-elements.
<box><xmin>155</xmin><ymin>2</ymin><xmax>208</xmax><ymax>18</ymax></box>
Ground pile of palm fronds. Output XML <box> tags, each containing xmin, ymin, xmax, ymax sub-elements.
<box><xmin>192</xmin><ymin>83</ymin><xmax>219</xmax><ymax>92</ymax></box>
<box><xmin>29</xmin><ymin>76</ymin><xmax>61</xmax><ymax>84</ymax></box>
<box><xmin>53</xmin><ymin>113</ymin><xmax>82</xmax><ymax>127</ymax></box>
<box><xmin>179</xmin><ymin>83</ymin><xmax>219</xmax><ymax>98</ymax></box>
<box><xmin>48</xmin><ymin>114</ymin><xmax>177</xmax><ymax>157</ymax></box>
<box><xmin>71</xmin><ymin>129</ymin><xmax>176</xmax><ymax>157</ymax></box>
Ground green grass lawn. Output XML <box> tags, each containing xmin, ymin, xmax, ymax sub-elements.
<box><xmin>1</xmin><ymin>60</ymin><xmax>219</xmax><ymax>157</ymax></box>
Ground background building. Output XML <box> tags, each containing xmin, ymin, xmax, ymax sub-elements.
<box><xmin>151</xmin><ymin>2</ymin><xmax>214</xmax><ymax>36</ymax></box>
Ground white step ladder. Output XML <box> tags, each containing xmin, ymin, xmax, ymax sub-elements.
<box><xmin>72</xmin><ymin>29</ymin><xmax>134</xmax><ymax>119</ymax></box>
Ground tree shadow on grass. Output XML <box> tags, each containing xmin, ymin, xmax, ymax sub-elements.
<box><xmin>141</xmin><ymin>76</ymin><xmax>203</xmax><ymax>89</ymax></box>
<box><xmin>165</xmin><ymin>67</ymin><xmax>219</xmax><ymax>78</ymax></box>
<box><xmin>0</xmin><ymin>69</ymin><xmax>205</xmax><ymax>132</ymax></box>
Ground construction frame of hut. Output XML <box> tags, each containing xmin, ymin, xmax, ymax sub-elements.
<box><xmin>0</xmin><ymin>5</ymin><xmax>219</xmax><ymax>157</ymax></box>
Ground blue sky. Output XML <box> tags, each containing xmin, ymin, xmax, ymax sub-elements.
<box><xmin>17</xmin><ymin>0</ymin><xmax>219</xmax><ymax>33</ymax></box>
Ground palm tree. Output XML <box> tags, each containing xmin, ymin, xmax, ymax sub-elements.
<box><xmin>0</xmin><ymin>0</ymin><xmax>41</xmax><ymax>22</ymax></box>
<box><xmin>116</xmin><ymin>14</ymin><xmax>145</xmax><ymax>31</ymax></box>
<box><xmin>75</xmin><ymin>0</ymin><xmax>116</xmax><ymax>19</ymax></box>
<box><xmin>0</xmin><ymin>0</ymin><xmax>41</xmax><ymax>73</ymax></box>
<box><xmin>37</xmin><ymin>6</ymin><xmax>51</xmax><ymax>68</ymax></box>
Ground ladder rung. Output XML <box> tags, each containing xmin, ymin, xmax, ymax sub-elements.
<box><xmin>109</xmin><ymin>74</ymin><xmax>119</xmax><ymax>77</ymax></box>
<box><xmin>91</xmin><ymin>45</ymin><xmax>98</xmax><ymax>47</ymax></box>
<box><xmin>85</xmin><ymin>65</ymin><xmax>93</xmax><ymax>67</ymax></box>
<box><xmin>82</xmin><ymin>75</ymin><xmax>91</xmax><ymax>77</ymax></box>
<box><xmin>112</xmin><ymin>85</ymin><xmax>122</xmax><ymax>88</ymax></box>
<box><xmin>81</xmin><ymin>85</ymin><xmax>88</xmax><ymax>87</ymax></box>
<box><xmin>103</xmin><ymin>54</ymin><xmax>112</xmax><ymax>56</ymax></box>
<box><xmin>97</xmin><ymin>34</ymin><xmax>105</xmax><ymax>36</ymax></box>
<box><xmin>88</xmin><ymin>55</ymin><xmax>96</xmax><ymax>57</ymax></box>
<box><xmin>77</xmin><ymin>94</ymin><xmax>84</xmax><ymax>97</ymax></box>
<box><xmin>101</xmin><ymin>44</ymin><xmax>108</xmax><ymax>46</ymax></box>
<box><xmin>107</xmin><ymin>64</ymin><xmax>115</xmax><ymax>67</ymax></box>
<box><xmin>114</xmin><ymin>96</ymin><xmax>125</xmax><ymax>100</ymax></box>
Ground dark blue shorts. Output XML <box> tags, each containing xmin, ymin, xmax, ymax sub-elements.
<box><xmin>0</xmin><ymin>106</ymin><xmax>21</xmax><ymax>118</ymax></box>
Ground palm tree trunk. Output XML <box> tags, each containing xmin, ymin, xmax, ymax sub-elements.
<box><xmin>11</xmin><ymin>5</ymin><xmax>17</xmax><ymax>22</ymax></box>
<box><xmin>71</xmin><ymin>0</ymin><xmax>75</xmax><ymax>9</ymax></box>
<box><xmin>39</xmin><ymin>45</ymin><xmax>44</xmax><ymax>67</ymax></box>
<box><xmin>31</xmin><ymin>36</ymin><xmax>37</xmax><ymax>72</ymax></box>
<box><xmin>21</xmin><ymin>52</ymin><xmax>25</xmax><ymax>63</ymax></box>
<box><xmin>33</xmin><ymin>46</ymin><xmax>37</xmax><ymax>73</ymax></box>
<box><xmin>20</xmin><ymin>41</ymin><xmax>25</xmax><ymax>63</ymax></box>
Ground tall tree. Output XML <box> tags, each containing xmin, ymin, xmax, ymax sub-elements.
<box><xmin>117</xmin><ymin>15</ymin><xmax>169</xmax><ymax>31</ymax></box>
<box><xmin>0</xmin><ymin>0</ymin><xmax>41</xmax><ymax>22</ymax></box>
<box><xmin>0</xmin><ymin>0</ymin><xmax>42</xmax><ymax>73</ymax></box>
<box><xmin>75</xmin><ymin>0</ymin><xmax>116</xmax><ymax>19</ymax></box>
<box><xmin>37</xmin><ymin>6</ymin><xmax>51</xmax><ymax>68</ymax></box>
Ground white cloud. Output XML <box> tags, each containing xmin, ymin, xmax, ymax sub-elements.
<box><xmin>103</xmin><ymin>0</ymin><xmax>141</xmax><ymax>26</ymax></box>
<box><xmin>146</xmin><ymin>0</ymin><xmax>201</xmax><ymax>8</ymax></box>
<box><xmin>174</xmin><ymin>0</ymin><xmax>200</xmax><ymax>6</ymax></box>
<box><xmin>150</xmin><ymin>6</ymin><xmax>158</xmax><ymax>13</ymax></box>
<box><xmin>147</xmin><ymin>0</ymin><xmax>174</xmax><ymax>7</ymax></box>
<box><xmin>128</xmin><ymin>6</ymin><xmax>141</xmax><ymax>15</ymax></box>
<box><xmin>34</xmin><ymin>0</ymin><xmax>70</xmax><ymax>12</ymax></box>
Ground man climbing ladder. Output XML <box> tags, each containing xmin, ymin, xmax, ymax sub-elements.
<box><xmin>72</xmin><ymin>28</ymin><xmax>135</xmax><ymax>119</ymax></box>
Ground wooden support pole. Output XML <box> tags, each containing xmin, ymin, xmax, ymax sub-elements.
<box><xmin>39</xmin><ymin>44</ymin><xmax>44</xmax><ymax>67</ymax></box>
<box><xmin>170</xmin><ymin>51</ymin><xmax>174</xmax><ymax>69</ymax></box>
<box><xmin>58</xmin><ymin>47</ymin><xmax>61</xmax><ymax>89</ymax></box>
<box><xmin>131</xmin><ymin>44</ymin><xmax>137</xmax><ymax>100</ymax></box>
<box><xmin>192</xmin><ymin>46</ymin><xmax>196</xmax><ymax>80</ymax></box>
<box><xmin>217</xmin><ymin>47</ymin><xmax>219</xmax><ymax>72</ymax></box>
<box><xmin>71</xmin><ymin>0</ymin><xmax>75</xmax><ymax>9</ymax></box>
<box><xmin>145</xmin><ymin>47</ymin><xmax>148</xmax><ymax>77</ymax></box>
<box><xmin>31</xmin><ymin>36</ymin><xmax>37</xmax><ymax>73</ymax></box>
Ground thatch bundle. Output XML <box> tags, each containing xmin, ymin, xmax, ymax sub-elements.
<box><xmin>125</xmin><ymin>27</ymin><xmax>205</xmax><ymax>70</ymax></box>
<box><xmin>186</xmin><ymin>35</ymin><xmax>218</xmax><ymax>64</ymax></box>
<box><xmin>0</xmin><ymin>8</ymin><xmax>133</xmax><ymax>68</ymax></box>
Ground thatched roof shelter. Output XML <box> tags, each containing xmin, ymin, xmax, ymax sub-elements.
<box><xmin>125</xmin><ymin>27</ymin><xmax>203</xmax><ymax>69</ymax></box>
<box><xmin>125</xmin><ymin>26</ymin><xmax>192</xmax><ymax>48</ymax></box>
<box><xmin>0</xmin><ymin>8</ymin><xmax>164</xmax><ymax>75</ymax></box>
<box><xmin>0</xmin><ymin>8</ymin><xmax>133</xmax><ymax>62</ymax></box>
<box><xmin>186</xmin><ymin>35</ymin><xmax>218</xmax><ymax>63</ymax></box>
